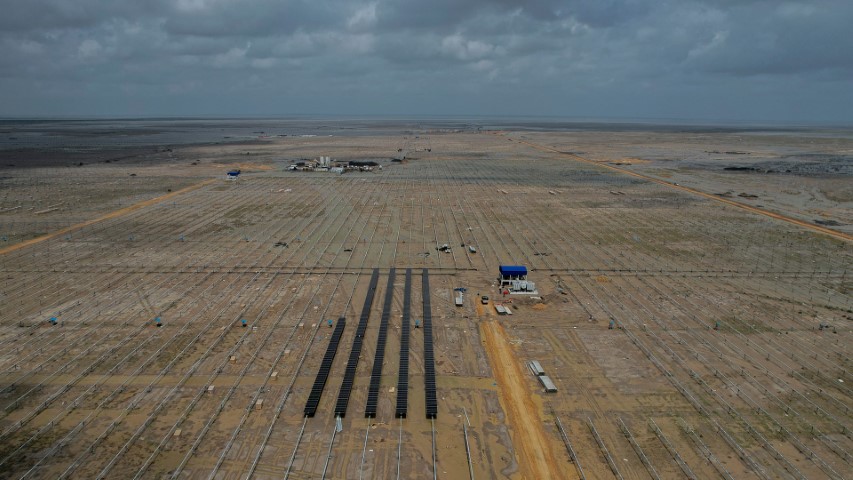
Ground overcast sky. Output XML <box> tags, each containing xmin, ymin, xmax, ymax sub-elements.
<box><xmin>1</xmin><ymin>0</ymin><xmax>851</xmax><ymax>123</ymax></box>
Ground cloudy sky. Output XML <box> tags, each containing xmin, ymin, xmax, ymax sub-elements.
<box><xmin>1</xmin><ymin>0</ymin><xmax>851</xmax><ymax>123</ymax></box>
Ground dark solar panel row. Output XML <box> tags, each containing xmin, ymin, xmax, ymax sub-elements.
<box><xmin>395</xmin><ymin>268</ymin><xmax>412</xmax><ymax>418</ymax></box>
<box><xmin>304</xmin><ymin>317</ymin><xmax>346</xmax><ymax>418</ymax></box>
<box><xmin>334</xmin><ymin>268</ymin><xmax>382</xmax><ymax>417</ymax></box>
<box><xmin>422</xmin><ymin>269</ymin><xmax>437</xmax><ymax>419</ymax></box>
<box><xmin>365</xmin><ymin>268</ymin><xmax>397</xmax><ymax>417</ymax></box>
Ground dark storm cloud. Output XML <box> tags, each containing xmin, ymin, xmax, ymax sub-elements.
<box><xmin>0</xmin><ymin>0</ymin><xmax>155</xmax><ymax>31</ymax></box>
<box><xmin>683</xmin><ymin>2</ymin><xmax>853</xmax><ymax>76</ymax></box>
<box><xmin>374</xmin><ymin>0</ymin><xmax>561</xmax><ymax>31</ymax></box>
<box><xmin>0</xmin><ymin>0</ymin><xmax>851</xmax><ymax>122</ymax></box>
<box><xmin>161</xmin><ymin>1</ymin><xmax>340</xmax><ymax>37</ymax></box>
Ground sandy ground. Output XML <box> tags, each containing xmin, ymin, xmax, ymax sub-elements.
<box><xmin>518</xmin><ymin>128</ymin><xmax>853</xmax><ymax>235</ymax></box>
<box><xmin>514</xmin><ymin>136</ymin><xmax>852</xmax><ymax>241</ymax></box>
<box><xmin>0</xmin><ymin>179</ymin><xmax>215</xmax><ymax>256</ymax></box>
<box><xmin>0</xmin><ymin>123</ymin><xmax>850</xmax><ymax>479</ymax></box>
<box><xmin>480</xmin><ymin>319</ymin><xmax>569</xmax><ymax>479</ymax></box>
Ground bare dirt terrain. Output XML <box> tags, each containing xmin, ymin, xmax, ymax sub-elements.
<box><xmin>0</xmin><ymin>120</ymin><xmax>850</xmax><ymax>479</ymax></box>
<box><xmin>481</xmin><ymin>319</ymin><xmax>569</xmax><ymax>479</ymax></box>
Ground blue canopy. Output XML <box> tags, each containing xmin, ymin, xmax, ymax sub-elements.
<box><xmin>499</xmin><ymin>265</ymin><xmax>527</xmax><ymax>276</ymax></box>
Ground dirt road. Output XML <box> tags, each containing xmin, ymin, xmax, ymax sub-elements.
<box><xmin>512</xmin><ymin>137</ymin><xmax>853</xmax><ymax>242</ymax></box>
<box><xmin>480</xmin><ymin>319</ymin><xmax>569</xmax><ymax>480</ymax></box>
<box><xmin>0</xmin><ymin>179</ymin><xmax>215</xmax><ymax>256</ymax></box>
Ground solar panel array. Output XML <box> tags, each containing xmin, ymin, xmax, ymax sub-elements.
<box><xmin>303</xmin><ymin>268</ymin><xmax>435</xmax><ymax>419</ymax></box>
<box><xmin>365</xmin><ymin>268</ymin><xmax>396</xmax><ymax>417</ymax></box>
<box><xmin>303</xmin><ymin>317</ymin><xmax>346</xmax><ymax>418</ymax></box>
<box><xmin>395</xmin><ymin>268</ymin><xmax>412</xmax><ymax>418</ymax></box>
<box><xmin>334</xmin><ymin>268</ymin><xmax>381</xmax><ymax>417</ymax></box>
<box><xmin>422</xmin><ymin>269</ymin><xmax>438</xmax><ymax>418</ymax></box>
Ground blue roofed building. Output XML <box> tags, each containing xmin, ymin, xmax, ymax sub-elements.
<box><xmin>498</xmin><ymin>265</ymin><xmax>538</xmax><ymax>294</ymax></box>
<box><xmin>499</xmin><ymin>265</ymin><xmax>527</xmax><ymax>280</ymax></box>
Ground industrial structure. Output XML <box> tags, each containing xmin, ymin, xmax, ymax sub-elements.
<box><xmin>498</xmin><ymin>265</ymin><xmax>538</xmax><ymax>294</ymax></box>
<box><xmin>287</xmin><ymin>156</ymin><xmax>375</xmax><ymax>173</ymax></box>
<box><xmin>1</xmin><ymin>123</ymin><xmax>848</xmax><ymax>480</ymax></box>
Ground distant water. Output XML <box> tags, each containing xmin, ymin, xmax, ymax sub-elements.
<box><xmin>1</xmin><ymin>117</ymin><xmax>850</xmax><ymax>150</ymax></box>
<box><xmin>0</xmin><ymin>118</ymin><xmax>393</xmax><ymax>150</ymax></box>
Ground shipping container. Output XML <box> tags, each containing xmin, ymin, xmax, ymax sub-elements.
<box><xmin>528</xmin><ymin>360</ymin><xmax>545</xmax><ymax>376</ymax></box>
<box><xmin>539</xmin><ymin>375</ymin><xmax>558</xmax><ymax>393</ymax></box>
